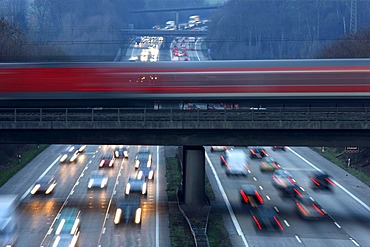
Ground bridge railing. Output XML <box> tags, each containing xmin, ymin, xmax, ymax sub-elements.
<box><xmin>0</xmin><ymin>107</ymin><xmax>369</xmax><ymax>123</ymax></box>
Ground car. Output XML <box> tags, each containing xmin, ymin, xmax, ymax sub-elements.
<box><xmin>249</xmin><ymin>147</ymin><xmax>268</xmax><ymax>159</ymax></box>
<box><xmin>239</xmin><ymin>184</ymin><xmax>264</xmax><ymax>207</ymax></box>
<box><xmin>210</xmin><ymin>146</ymin><xmax>227</xmax><ymax>152</ymax></box>
<box><xmin>272</xmin><ymin>146</ymin><xmax>286</xmax><ymax>151</ymax></box>
<box><xmin>272</xmin><ymin>169</ymin><xmax>297</xmax><ymax>194</ymax></box>
<box><xmin>295</xmin><ymin>196</ymin><xmax>326</xmax><ymax>220</ymax></box>
<box><xmin>114</xmin><ymin>146</ymin><xmax>129</xmax><ymax>159</ymax></box>
<box><xmin>59</xmin><ymin>146</ymin><xmax>80</xmax><ymax>163</ymax></box>
<box><xmin>99</xmin><ymin>155</ymin><xmax>115</xmax><ymax>168</ymax></box>
<box><xmin>310</xmin><ymin>171</ymin><xmax>336</xmax><ymax>191</ymax></box>
<box><xmin>125</xmin><ymin>175</ymin><xmax>147</xmax><ymax>195</ymax></box>
<box><xmin>51</xmin><ymin>207</ymin><xmax>81</xmax><ymax>247</ymax></box>
<box><xmin>134</xmin><ymin>151</ymin><xmax>152</xmax><ymax>169</ymax></box>
<box><xmin>87</xmin><ymin>171</ymin><xmax>108</xmax><ymax>189</ymax></box>
<box><xmin>207</xmin><ymin>103</ymin><xmax>225</xmax><ymax>110</ymax></box>
<box><xmin>221</xmin><ymin>149</ymin><xmax>250</xmax><ymax>176</ymax></box>
<box><xmin>260</xmin><ymin>157</ymin><xmax>281</xmax><ymax>172</ymax></box>
<box><xmin>137</xmin><ymin>166</ymin><xmax>154</xmax><ymax>180</ymax></box>
<box><xmin>30</xmin><ymin>175</ymin><xmax>57</xmax><ymax>195</ymax></box>
<box><xmin>114</xmin><ymin>194</ymin><xmax>142</xmax><ymax>225</ymax></box>
<box><xmin>75</xmin><ymin>145</ymin><xmax>87</xmax><ymax>153</ymax></box>
<box><xmin>250</xmin><ymin>206</ymin><xmax>284</xmax><ymax>231</ymax></box>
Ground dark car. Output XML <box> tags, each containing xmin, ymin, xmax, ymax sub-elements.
<box><xmin>137</xmin><ymin>166</ymin><xmax>155</xmax><ymax>181</ymax></box>
<box><xmin>125</xmin><ymin>175</ymin><xmax>147</xmax><ymax>195</ymax></box>
<box><xmin>240</xmin><ymin>184</ymin><xmax>264</xmax><ymax>207</ymax></box>
<box><xmin>295</xmin><ymin>196</ymin><xmax>326</xmax><ymax>220</ymax></box>
<box><xmin>99</xmin><ymin>155</ymin><xmax>116</xmax><ymax>168</ymax></box>
<box><xmin>249</xmin><ymin>147</ymin><xmax>268</xmax><ymax>159</ymax></box>
<box><xmin>272</xmin><ymin>169</ymin><xmax>297</xmax><ymax>195</ymax></box>
<box><xmin>260</xmin><ymin>157</ymin><xmax>281</xmax><ymax>172</ymax></box>
<box><xmin>59</xmin><ymin>146</ymin><xmax>80</xmax><ymax>163</ymax></box>
<box><xmin>114</xmin><ymin>194</ymin><xmax>142</xmax><ymax>225</ymax></box>
<box><xmin>114</xmin><ymin>146</ymin><xmax>129</xmax><ymax>159</ymax></box>
<box><xmin>272</xmin><ymin>146</ymin><xmax>286</xmax><ymax>151</ymax></box>
<box><xmin>250</xmin><ymin>206</ymin><xmax>284</xmax><ymax>231</ymax></box>
<box><xmin>134</xmin><ymin>151</ymin><xmax>152</xmax><ymax>169</ymax></box>
<box><xmin>310</xmin><ymin>171</ymin><xmax>336</xmax><ymax>191</ymax></box>
<box><xmin>210</xmin><ymin>146</ymin><xmax>227</xmax><ymax>153</ymax></box>
<box><xmin>30</xmin><ymin>175</ymin><xmax>57</xmax><ymax>195</ymax></box>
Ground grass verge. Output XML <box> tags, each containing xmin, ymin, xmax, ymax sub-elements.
<box><xmin>312</xmin><ymin>147</ymin><xmax>370</xmax><ymax>186</ymax></box>
<box><xmin>165</xmin><ymin>156</ymin><xmax>232</xmax><ymax>247</ymax></box>
<box><xmin>166</xmin><ymin>157</ymin><xmax>195</xmax><ymax>247</ymax></box>
<box><xmin>0</xmin><ymin>144</ymin><xmax>49</xmax><ymax>187</ymax></box>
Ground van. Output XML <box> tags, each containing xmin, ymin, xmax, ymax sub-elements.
<box><xmin>220</xmin><ymin>149</ymin><xmax>249</xmax><ymax>176</ymax></box>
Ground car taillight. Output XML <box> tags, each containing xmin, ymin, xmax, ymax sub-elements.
<box><xmin>326</xmin><ymin>177</ymin><xmax>336</xmax><ymax>186</ymax></box>
<box><xmin>240</xmin><ymin>190</ymin><xmax>249</xmax><ymax>203</ymax></box>
<box><xmin>274</xmin><ymin>216</ymin><xmax>284</xmax><ymax>230</ymax></box>
<box><xmin>255</xmin><ymin>191</ymin><xmax>264</xmax><ymax>204</ymax></box>
<box><xmin>252</xmin><ymin>216</ymin><xmax>262</xmax><ymax>230</ymax></box>
<box><xmin>296</xmin><ymin>202</ymin><xmax>308</xmax><ymax>215</ymax></box>
<box><xmin>310</xmin><ymin>177</ymin><xmax>320</xmax><ymax>186</ymax></box>
<box><xmin>312</xmin><ymin>204</ymin><xmax>325</xmax><ymax>215</ymax></box>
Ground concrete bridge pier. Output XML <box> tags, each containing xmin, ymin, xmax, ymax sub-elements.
<box><xmin>182</xmin><ymin>146</ymin><xmax>205</xmax><ymax>206</ymax></box>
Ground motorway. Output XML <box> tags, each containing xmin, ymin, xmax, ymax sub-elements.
<box><xmin>206</xmin><ymin>146</ymin><xmax>370</xmax><ymax>247</ymax></box>
<box><xmin>0</xmin><ymin>145</ymin><xmax>169</xmax><ymax>247</ymax></box>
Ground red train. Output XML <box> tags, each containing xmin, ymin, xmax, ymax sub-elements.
<box><xmin>1</xmin><ymin>59</ymin><xmax>370</xmax><ymax>100</ymax></box>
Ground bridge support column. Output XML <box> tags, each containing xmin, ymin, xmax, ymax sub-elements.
<box><xmin>183</xmin><ymin>146</ymin><xmax>205</xmax><ymax>206</ymax></box>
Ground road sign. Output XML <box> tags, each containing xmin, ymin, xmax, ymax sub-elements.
<box><xmin>345</xmin><ymin>146</ymin><xmax>359</xmax><ymax>153</ymax></box>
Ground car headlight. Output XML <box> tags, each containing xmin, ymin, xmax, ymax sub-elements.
<box><xmin>137</xmin><ymin>171</ymin><xmax>143</xmax><ymax>180</ymax></box>
<box><xmin>101</xmin><ymin>178</ymin><xmax>108</xmax><ymax>188</ymax></box>
<box><xmin>30</xmin><ymin>184</ymin><xmax>41</xmax><ymax>194</ymax></box>
<box><xmin>149</xmin><ymin>170</ymin><xmax>154</xmax><ymax>180</ymax></box>
<box><xmin>60</xmin><ymin>154</ymin><xmax>67</xmax><ymax>162</ymax></box>
<box><xmin>109</xmin><ymin>159</ymin><xmax>114</xmax><ymax>167</ymax></box>
<box><xmin>125</xmin><ymin>183</ymin><xmax>131</xmax><ymax>194</ymax></box>
<box><xmin>135</xmin><ymin>160</ymin><xmax>140</xmax><ymax>168</ymax></box>
<box><xmin>115</xmin><ymin>151</ymin><xmax>119</xmax><ymax>157</ymax></box>
<box><xmin>135</xmin><ymin>208</ymin><xmax>142</xmax><ymax>224</ymax></box>
<box><xmin>114</xmin><ymin>208</ymin><xmax>122</xmax><ymax>224</ymax></box>
<box><xmin>88</xmin><ymin>179</ymin><xmax>94</xmax><ymax>188</ymax></box>
<box><xmin>99</xmin><ymin>160</ymin><xmax>105</xmax><ymax>167</ymax></box>
<box><xmin>124</xmin><ymin>151</ymin><xmax>128</xmax><ymax>157</ymax></box>
<box><xmin>45</xmin><ymin>183</ymin><xmax>57</xmax><ymax>194</ymax></box>
<box><xmin>142</xmin><ymin>183</ymin><xmax>147</xmax><ymax>194</ymax></box>
<box><xmin>70</xmin><ymin>153</ymin><xmax>78</xmax><ymax>162</ymax></box>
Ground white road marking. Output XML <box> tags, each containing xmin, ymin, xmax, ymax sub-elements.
<box><xmin>253</xmin><ymin>177</ymin><xmax>257</xmax><ymax>181</ymax></box>
<box><xmin>350</xmin><ymin>238</ymin><xmax>360</xmax><ymax>246</ymax></box>
<box><xmin>102</xmin><ymin>228</ymin><xmax>106</xmax><ymax>234</ymax></box>
<box><xmin>205</xmin><ymin>152</ymin><xmax>250</xmax><ymax>247</ymax></box>
<box><xmin>274</xmin><ymin>206</ymin><xmax>280</xmax><ymax>212</ymax></box>
<box><xmin>295</xmin><ymin>235</ymin><xmax>302</xmax><ymax>243</ymax></box>
<box><xmin>266</xmin><ymin>195</ymin><xmax>271</xmax><ymax>200</ymax></box>
<box><xmin>334</xmin><ymin>222</ymin><xmax>341</xmax><ymax>228</ymax></box>
<box><xmin>288</xmin><ymin>147</ymin><xmax>370</xmax><ymax>212</ymax></box>
<box><xmin>194</xmin><ymin>38</ymin><xmax>201</xmax><ymax>61</ymax></box>
<box><xmin>284</xmin><ymin>220</ymin><xmax>290</xmax><ymax>227</ymax></box>
<box><xmin>259</xmin><ymin>186</ymin><xmax>264</xmax><ymax>190</ymax></box>
<box><xmin>299</xmin><ymin>186</ymin><xmax>305</xmax><ymax>191</ymax></box>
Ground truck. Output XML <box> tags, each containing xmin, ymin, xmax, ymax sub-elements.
<box><xmin>0</xmin><ymin>195</ymin><xmax>18</xmax><ymax>247</ymax></box>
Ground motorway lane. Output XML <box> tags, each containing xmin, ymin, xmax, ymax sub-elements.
<box><xmin>0</xmin><ymin>144</ymin><xmax>168</xmax><ymax>247</ymax></box>
<box><xmin>205</xmin><ymin>146</ymin><xmax>370</xmax><ymax>247</ymax></box>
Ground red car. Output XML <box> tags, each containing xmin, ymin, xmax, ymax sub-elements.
<box><xmin>99</xmin><ymin>155</ymin><xmax>116</xmax><ymax>168</ymax></box>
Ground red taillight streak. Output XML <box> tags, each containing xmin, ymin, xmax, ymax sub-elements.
<box><xmin>273</xmin><ymin>163</ymin><xmax>279</xmax><ymax>169</ymax></box>
<box><xmin>312</xmin><ymin>204</ymin><xmax>325</xmax><ymax>215</ymax></box>
<box><xmin>262</xmin><ymin>150</ymin><xmax>267</xmax><ymax>155</ymax></box>
<box><xmin>252</xmin><ymin>216</ymin><xmax>262</xmax><ymax>230</ymax></box>
<box><xmin>326</xmin><ymin>178</ymin><xmax>336</xmax><ymax>186</ymax></box>
<box><xmin>274</xmin><ymin>216</ymin><xmax>284</xmax><ymax>230</ymax></box>
<box><xmin>273</xmin><ymin>175</ymin><xmax>280</xmax><ymax>183</ymax></box>
<box><xmin>261</xmin><ymin>162</ymin><xmax>268</xmax><ymax>168</ymax></box>
<box><xmin>294</xmin><ymin>188</ymin><xmax>303</xmax><ymax>197</ymax></box>
<box><xmin>243</xmin><ymin>164</ymin><xmax>249</xmax><ymax>171</ymax></box>
<box><xmin>250</xmin><ymin>149</ymin><xmax>256</xmax><ymax>155</ymax></box>
<box><xmin>296</xmin><ymin>202</ymin><xmax>308</xmax><ymax>215</ymax></box>
<box><xmin>240</xmin><ymin>190</ymin><xmax>249</xmax><ymax>203</ymax></box>
<box><xmin>288</xmin><ymin>177</ymin><xmax>296</xmax><ymax>184</ymax></box>
<box><xmin>255</xmin><ymin>191</ymin><xmax>264</xmax><ymax>204</ymax></box>
<box><xmin>311</xmin><ymin>178</ymin><xmax>320</xmax><ymax>186</ymax></box>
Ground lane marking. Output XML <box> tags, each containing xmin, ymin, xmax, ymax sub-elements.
<box><xmin>274</xmin><ymin>206</ymin><xmax>280</xmax><ymax>213</ymax></box>
<box><xmin>284</xmin><ymin>220</ymin><xmax>290</xmax><ymax>227</ymax></box>
<box><xmin>266</xmin><ymin>195</ymin><xmax>271</xmax><ymax>200</ymax></box>
<box><xmin>295</xmin><ymin>235</ymin><xmax>302</xmax><ymax>243</ymax></box>
<box><xmin>194</xmin><ymin>38</ymin><xmax>201</xmax><ymax>61</ymax></box>
<box><xmin>259</xmin><ymin>186</ymin><xmax>264</xmax><ymax>190</ymax></box>
<box><xmin>205</xmin><ymin>152</ymin><xmax>250</xmax><ymax>247</ymax></box>
<box><xmin>253</xmin><ymin>177</ymin><xmax>257</xmax><ymax>181</ymax></box>
<box><xmin>156</xmin><ymin>146</ymin><xmax>160</xmax><ymax>247</ymax></box>
<box><xmin>21</xmin><ymin>155</ymin><xmax>61</xmax><ymax>201</ymax></box>
<box><xmin>288</xmin><ymin>147</ymin><xmax>370</xmax><ymax>213</ymax></box>
<box><xmin>334</xmin><ymin>222</ymin><xmax>341</xmax><ymax>228</ymax></box>
<box><xmin>350</xmin><ymin>238</ymin><xmax>360</xmax><ymax>246</ymax></box>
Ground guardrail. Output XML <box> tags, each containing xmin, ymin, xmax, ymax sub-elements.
<box><xmin>0</xmin><ymin>107</ymin><xmax>368</xmax><ymax>123</ymax></box>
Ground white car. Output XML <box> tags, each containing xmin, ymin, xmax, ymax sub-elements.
<box><xmin>88</xmin><ymin>171</ymin><xmax>108</xmax><ymax>189</ymax></box>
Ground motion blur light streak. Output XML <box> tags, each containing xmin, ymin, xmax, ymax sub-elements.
<box><xmin>2</xmin><ymin>60</ymin><xmax>370</xmax><ymax>100</ymax></box>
